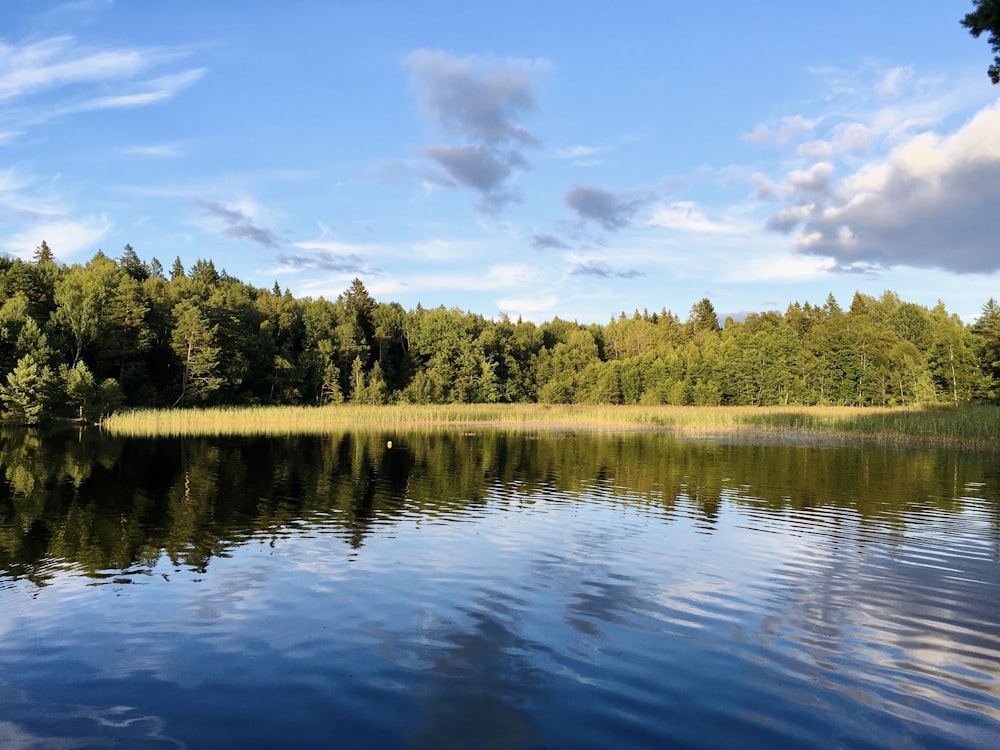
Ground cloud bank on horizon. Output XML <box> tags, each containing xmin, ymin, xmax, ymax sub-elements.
<box><xmin>0</xmin><ymin>1</ymin><xmax>998</xmax><ymax>323</ymax></box>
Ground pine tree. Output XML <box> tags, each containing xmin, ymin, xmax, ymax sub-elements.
<box><xmin>32</xmin><ymin>240</ymin><xmax>55</xmax><ymax>265</ymax></box>
<box><xmin>119</xmin><ymin>244</ymin><xmax>150</xmax><ymax>281</ymax></box>
<box><xmin>1</xmin><ymin>353</ymin><xmax>56</xmax><ymax>424</ymax></box>
<box><xmin>170</xmin><ymin>256</ymin><xmax>186</xmax><ymax>280</ymax></box>
<box><xmin>973</xmin><ymin>298</ymin><xmax>1000</xmax><ymax>395</ymax></box>
<box><xmin>687</xmin><ymin>298</ymin><xmax>720</xmax><ymax>337</ymax></box>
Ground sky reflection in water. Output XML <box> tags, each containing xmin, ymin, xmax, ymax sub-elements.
<box><xmin>0</xmin><ymin>429</ymin><xmax>998</xmax><ymax>748</ymax></box>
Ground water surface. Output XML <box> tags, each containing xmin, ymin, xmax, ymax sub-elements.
<box><xmin>1</xmin><ymin>428</ymin><xmax>998</xmax><ymax>748</ymax></box>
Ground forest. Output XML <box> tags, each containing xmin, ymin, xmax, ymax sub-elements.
<box><xmin>1</xmin><ymin>241</ymin><xmax>999</xmax><ymax>424</ymax></box>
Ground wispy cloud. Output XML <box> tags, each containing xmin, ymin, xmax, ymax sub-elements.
<box><xmin>555</xmin><ymin>145</ymin><xmax>601</xmax><ymax>159</ymax></box>
<box><xmin>73</xmin><ymin>68</ymin><xmax>205</xmax><ymax>112</ymax></box>
<box><xmin>124</xmin><ymin>142</ymin><xmax>183</xmax><ymax>158</ymax></box>
<box><xmin>742</xmin><ymin>115</ymin><xmax>818</xmax><ymax>147</ymax></box>
<box><xmin>568</xmin><ymin>260</ymin><xmax>643</xmax><ymax>279</ymax></box>
<box><xmin>274</xmin><ymin>236</ymin><xmax>382</xmax><ymax>277</ymax></box>
<box><xmin>0</xmin><ymin>37</ymin><xmax>147</xmax><ymax>99</ymax></box>
<box><xmin>196</xmin><ymin>199</ymin><xmax>279</xmax><ymax>249</ymax></box>
<box><xmin>0</xmin><ymin>35</ymin><xmax>203</xmax><ymax>137</ymax></box>
<box><xmin>275</xmin><ymin>250</ymin><xmax>375</xmax><ymax>275</ymax></box>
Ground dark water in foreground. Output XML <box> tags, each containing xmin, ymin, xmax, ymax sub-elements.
<box><xmin>1</xmin><ymin>428</ymin><xmax>999</xmax><ymax>749</ymax></box>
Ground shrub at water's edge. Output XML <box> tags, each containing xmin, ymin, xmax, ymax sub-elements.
<box><xmin>100</xmin><ymin>403</ymin><xmax>1000</xmax><ymax>448</ymax></box>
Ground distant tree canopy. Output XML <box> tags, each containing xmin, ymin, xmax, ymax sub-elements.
<box><xmin>0</xmin><ymin>242</ymin><xmax>999</xmax><ymax>424</ymax></box>
<box><xmin>963</xmin><ymin>0</ymin><xmax>1000</xmax><ymax>84</ymax></box>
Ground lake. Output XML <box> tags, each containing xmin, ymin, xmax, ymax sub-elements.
<box><xmin>1</xmin><ymin>427</ymin><xmax>998</xmax><ymax>749</ymax></box>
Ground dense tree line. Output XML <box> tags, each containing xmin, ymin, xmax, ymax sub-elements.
<box><xmin>1</xmin><ymin>242</ymin><xmax>999</xmax><ymax>423</ymax></box>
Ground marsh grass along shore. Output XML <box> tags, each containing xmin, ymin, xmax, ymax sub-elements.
<box><xmin>100</xmin><ymin>403</ymin><xmax>1000</xmax><ymax>448</ymax></box>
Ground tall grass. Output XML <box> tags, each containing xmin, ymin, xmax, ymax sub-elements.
<box><xmin>100</xmin><ymin>403</ymin><xmax>1000</xmax><ymax>448</ymax></box>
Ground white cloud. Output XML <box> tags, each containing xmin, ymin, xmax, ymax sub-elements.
<box><xmin>496</xmin><ymin>295</ymin><xmax>559</xmax><ymax>316</ymax></box>
<box><xmin>0</xmin><ymin>37</ymin><xmax>148</xmax><ymax>99</ymax></box>
<box><xmin>784</xmin><ymin>103</ymin><xmax>1000</xmax><ymax>272</ymax></box>
<box><xmin>741</xmin><ymin>115</ymin><xmax>818</xmax><ymax>146</ymax></box>
<box><xmin>0</xmin><ymin>36</ymin><xmax>203</xmax><ymax>137</ymax></box>
<box><xmin>293</xmin><ymin>239</ymin><xmax>372</xmax><ymax>254</ymax></box>
<box><xmin>2</xmin><ymin>215</ymin><xmax>112</xmax><ymax>260</ymax></box>
<box><xmin>794</xmin><ymin>124</ymin><xmax>870</xmax><ymax>161</ymax></box>
<box><xmin>765</xmin><ymin>203</ymin><xmax>816</xmax><ymax>234</ymax></box>
<box><xmin>73</xmin><ymin>68</ymin><xmax>205</xmax><ymax>111</ymax></box>
<box><xmin>751</xmin><ymin>173</ymin><xmax>779</xmax><ymax>200</ymax></box>
<box><xmin>555</xmin><ymin>145</ymin><xmax>602</xmax><ymax>159</ymax></box>
<box><xmin>874</xmin><ymin>65</ymin><xmax>914</xmax><ymax>98</ymax></box>
<box><xmin>787</xmin><ymin>162</ymin><xmax>834</xmax><ymax>194</ymax></box>
<box><xmin>647</xmin><ymin>201</ymin><xmax>745</xmax><ymax>234</ymax></box>
<box><xmin>124</xmin><ymin>143</ymin><xmax>182</xmax><ymax>158</ymax></box>
<box><xmin>296</xmin><ymin>263</ymin><xmax>543</xmax><ymax>303</ymax></box>
<box><xmin>409</xmin><ymin>237</ymin><xmax>493</xmax><ymax>261</ymax></box>
<box><xmin>795</xmin><ymin>140</ymin><xmax>834</xmax><ymax>160</ymax></box>
<box><xmin>834</xmin><ymin>123</ymin><xmax>871</xmax><ymax>153</ymax></box>
<box><xmin>0</xmin><ymin>167</ymin><xmax>29</xmax><ymax>193</ymax></box>
<box><xmin>741</xmin><ymin>123</ymin><xmax>771</xmax><ymax>145</ymax></box>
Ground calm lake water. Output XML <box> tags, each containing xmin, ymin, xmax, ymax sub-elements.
<box><xmin>1</xmin><ymin>427</ymin><xmax>998</xmax><ymax>749</ymax></box>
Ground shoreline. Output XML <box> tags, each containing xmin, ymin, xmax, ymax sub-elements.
<box><xmin>96</xmin><ymin>403</ymin><xmax>1000</xmax><ymax>450</ymax></box>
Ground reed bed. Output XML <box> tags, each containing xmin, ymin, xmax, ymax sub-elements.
<box><xmin>100</xmin><ymin>403</ymin><xmax>1000</xmax><ymax>448</ymax></box>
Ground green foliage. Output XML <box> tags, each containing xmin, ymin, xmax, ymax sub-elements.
<box><xmin>973</xmin><ymin>298</ymin><xmax>1000</xmax><ymax>396</ymax></box>
<box><xmin>119</xmin><ymin>244</ymin><xmax>150</xmax><ymax>281</ymax></box>
<box><xmin>962</xmin><ymin>0</ymin><xmax>1000</xmax><ymax>84</ymax></box>
<box><xmin>33</xmin><ymin>240</ymin><xmax>55</xmax><ymax>265</ymax></box>
<box><xmin>687</xmin><ymin>298</ymin><xmax>720</xmax><ymax>337</ymax></box>
<box><xmin>1</xmin><ymin>353</ymin><xmax>56</xmax><ymax>424</ymax></box>
<box><xmin>171</xmin><ymin>299</ymin><xmax>222</xmax><ymax>406</ymax></box>
<box><xmin>63</xmin><ymin>360</ymin><xmax>98</xmax><ymax>420</ymax></box>
<box><xmin>53</xmin><ymin>254</ymin><xmax>122</xmax><ymax>364</ymax></box>
<box><xmin>1</xmin><ymin>241</ymin><xmax>999</xmax><ymax>422</ymax></box>
<box><xmin>170</xmin><ymin>256</ymin><xmax>186</xmax><ymax>280</ymax></box>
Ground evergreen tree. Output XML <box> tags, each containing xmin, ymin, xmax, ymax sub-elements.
<box><xmin>687</xmin><ymin>298</ymin><xmax>720</xmax><ymax>337</ymax></box>
<box><xmin>119</xmin><ymin>244</ymin><xmax>150</xmax><ymax>281</ymax></box>
<box><xmin>190</xmin><ymin>258</ymin><xmax>220</xmax><ymax>287</ymax></box>
<box><xmin>32</xmin><ymin>240</ymin><xmax>55</xmax><ymax>265</ymax></box>
<box><xmin>962</xmin><ymin>0</ymin><xmax>1000</xmax><ymax>84</ymax></box>
<box><xmin>1</xmin><ymin>353</ymin><xmax>56</xmax><ymax>424</ymax></box>
<box><xmin>170</xmin><ymin>257</ymin><xmax>186</xmax><ymax>280</ymax></box>
<box><xmin>972</xmin><ymin>298</ymin><xmax>1000</xmax><ymax>397</ymax></box>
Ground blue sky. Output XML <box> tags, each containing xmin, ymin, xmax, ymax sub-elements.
<box><xmin>2</xmin><ymin>0</ymin><xmax>998</xmax><ymax>323</ymax></box>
